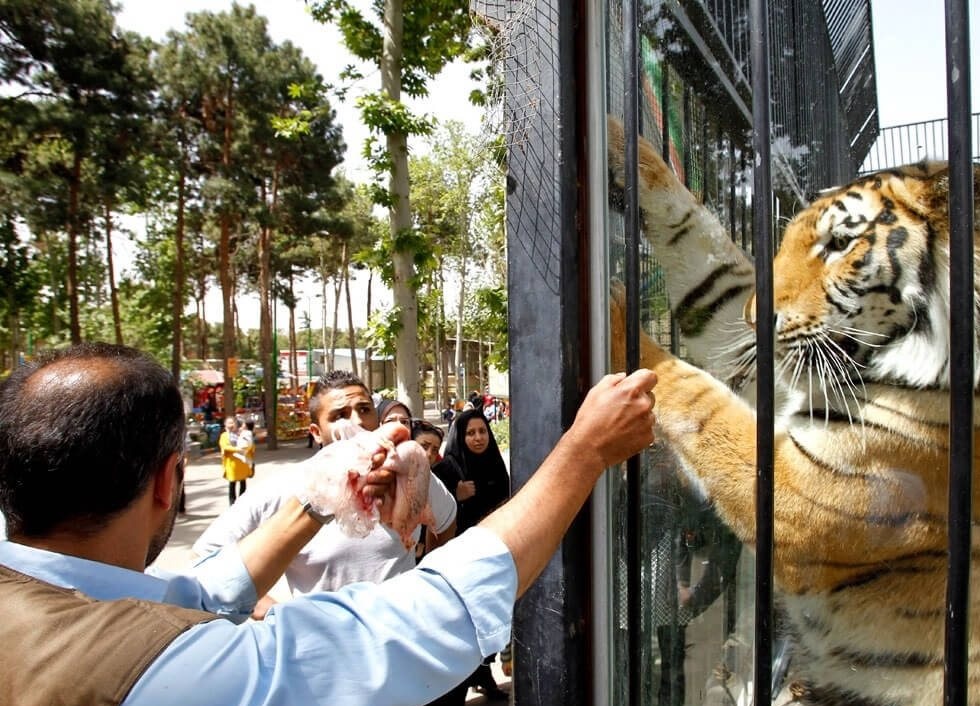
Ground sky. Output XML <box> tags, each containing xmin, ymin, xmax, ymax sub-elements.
<box><xmin>870</xmin><ymin>0</ymin><xmax>980</xmax><ymax>126</ymax></box>
<box><xmin>112</xmin><ymin>0</ymin><xmax>977</xmax><ymax>330</ymax></box>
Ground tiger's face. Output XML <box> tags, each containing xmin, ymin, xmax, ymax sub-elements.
<box><xmin>743</xmin><ymin>164</ymin><xmax>959</xmax><ymax>393</ymax></box>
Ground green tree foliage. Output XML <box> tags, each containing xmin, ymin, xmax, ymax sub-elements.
<box><xmin>409</xmin><ymin>121</ymin><xmax>505</xmax><ymax>397</ymax></box>
<box><xmin>0</xmin><ymin>0</ymin><xmax>155</xmax><ymax>344</ymax></box>
<box><xmin>1</xmin><ymin>1</ymin><xmax>351</xmax><ymax>415</ymax></box>
<box><xmin>155</xmin><ymin>4</ymin><xmax>346</xmax><ymax>427</ymax></box>
<box><xmin>309</xmin><ymin>0</ymin><xmax>473</xmax><ymax>413</ymax></box>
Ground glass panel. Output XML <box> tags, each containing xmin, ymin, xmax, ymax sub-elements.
<box><xmin>603</xmin><ymin>2</ymin><xmax>756</xmax><ymax>703</ymax></box>
<box><xmin>599</xmin><ymin>3</ymin><xmax>968</xmax><ymax>706</ymax></box>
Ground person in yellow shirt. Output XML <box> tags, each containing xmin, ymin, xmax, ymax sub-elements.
<box><xmin>219</xmin><ymin>417</ymin><xmax>251</xmax><ymax>505</ymax></box>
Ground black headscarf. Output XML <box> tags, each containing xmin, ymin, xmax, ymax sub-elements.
<box><xmin>433</xmin><ymin>409</ymin><xmax>510</xmax><ymax>533</ymax></box>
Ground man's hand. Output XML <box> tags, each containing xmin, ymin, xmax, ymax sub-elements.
<box><xmin>252</xmin><ymin>594</ymin><xmax>278</xmax><ymax>621</ymax></box>
<box><xmin>360</xmin><ymin>421</ymin><xmax>411</xmax><ymax>501</ymax></box>
<box><xmin>564</xmin><ymin>369</ymin><xmax>657</xmax><ymax>468</ymax></box>
<box><xmin>237</xmin><ymin>422</ymin><xmax>415</xmax><ymax>608</ymax></box>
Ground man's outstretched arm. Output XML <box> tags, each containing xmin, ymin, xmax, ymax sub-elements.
<box><xmin>481</xmin><ymin>369</ymin><xmax>657</xmax><ymax>596</ymax></box>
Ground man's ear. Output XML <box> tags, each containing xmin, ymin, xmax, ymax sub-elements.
<box><xmin>152</xmin><ymin>452</ymin><xmax>181</xmax><ymax>510</ymax></box>
<box><xmin>309</xmin><ymin>422</ymin><xmax>323</xmax><ymax>445</ymax></box>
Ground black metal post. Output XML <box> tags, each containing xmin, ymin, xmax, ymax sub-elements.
<box><xmin>943</xmin><ymin>1</ymin><xmax>973</xmax><ymax>704</ymax></box>
<box><xmin>497</xmin><ymin>0</ymin><xmax>588</xmax><ymax>702</ymax></box>
<box><xmin>749</xmin><ymin>0</ymin><xmax>775</xmax><ymax>703</ymax></box>
<box><xmin>622</xmin><ymin>0</ymin><xmax>642</xmax><ymax>704</ymax></box>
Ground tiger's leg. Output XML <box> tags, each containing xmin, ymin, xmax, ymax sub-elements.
<box><xmin>606</xmin><ymin>116</ymin><xmax>755</xmax><ymax>378</ymax></box>
<box><xmin>610</xmin><ymin>287</ymin><xmax>943</xmax><ymax>594</ymax></box>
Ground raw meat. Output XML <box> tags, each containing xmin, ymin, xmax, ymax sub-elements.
<box><xmin>300</xmin><ymin>421</ymin><xmax>434</xmax><ymax>547</ymax></box>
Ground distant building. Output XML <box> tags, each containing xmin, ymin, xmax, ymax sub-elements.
<box><xmin>278</xmin><ymin>348</ymin><xmax>395</xmax><ymax>390</ymax></box>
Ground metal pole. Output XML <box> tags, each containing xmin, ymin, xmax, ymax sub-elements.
<box><xmin>749</xmin><ymin>0</ymin><xmax>775</xmax><ymax>703</ymax></box>
<box><xmin>943</xmin><ymin>1</ymin><xmax>973</xmax><ymax>704</ymax></box>
<box><xmin>622</xmin><ymin>0</ymin><xmax>642</xmax><ymax>703</ymax></box>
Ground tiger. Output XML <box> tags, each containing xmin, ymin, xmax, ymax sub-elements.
<box><xmin>606</xmin><ymin>115</ymin><xmax>980</xmax><ymax>706</ymax></box>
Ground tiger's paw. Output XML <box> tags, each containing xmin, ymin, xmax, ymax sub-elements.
<box><xmin>606</xmin><ymin>114</ymin><xmax>682</xmax><ymax>197</ymax></box>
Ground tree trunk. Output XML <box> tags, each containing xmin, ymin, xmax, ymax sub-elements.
<box><xmin>478</xmin><ymin>335</ymin><xmax>484</xmax><ymax>393</ymax></box>
<box><xmin>432</xmin><ymin>270</ymin><xmax>443</xmax><ymax>408</ymax></box>
<box><xmin>258</xmin><ymin>170</ymin><xmax>278</xmax><ymax>450</ymax></box>
<box><xmin>432</xmin><ymin>314</ymin><xmax>441</xmax><ymax>412</ymax></box>
<box><xmin>102</xmin><ymin>201</ymin><xmax>124</xmax><ymax>346</ymax></box>
<box><xmin>438</xmin><ymin>263</ymin><xmax>450</xmax><ymax>405</ymax></box>
<box><xmin>259</xmin><ymin>223</ymin><xmax>276</xmax><ymax>449</ymax></box>
<box><xmin>382</xmin><ymin>0</ymin><xmax>421</xmax><ymax>413</ymax></box>
<box><xmin>4</xmin><ymin>229</ymin><xmax>19</xmax><ymax>368</ymax></box>
<box><xmin>219</xmin><ymin>86</ymin><xmax>237</xmax><ymax>418</ymax></box>
<box><xmin>320</xmin><ymin>271</ymin><xmax>328</xmax><ymax>359</ymax></box>
<box><xmin>342</xmin><ymin>241</ymin><xmax>358</xmax><ymax>378</ymax></box>
<box><xmin>171</xmin><ymin>160</ymin><xmax>187</xmax><ymax>380</ymax></box>
<box><xmin>329</xmin><ymin>274</ymin><xmax>341</xmax><ymax>370</ymax></box>
<box><xmin>288</xmin><ymin>302</ymin><xmax>298</xmax><ymax>392</ymax></box>
<box><xmin>196</xmin><ymin>281</ymin><xmax>207</xmax><ymax>360</ymax></box>
<box><xmin>67</xmin><ymin>151</ymin><xmax>83</xmax><ymax>344</ymax></box>
<box><xmin>364</xmin><ymin>269</ymin><xmax>373</xmax><ymax>390</ymax></box>
<box><xmin>220</xmin><ymin>215</ymin><xmax>236</xmax><ymax>417</ymax></box>
<box><xmin>454</xmin><ymin>251</ymin><xmax>468</xmax><ymax>400</ymax></box>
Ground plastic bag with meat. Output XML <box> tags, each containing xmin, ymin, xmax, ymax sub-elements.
<box><xmin>298</xmin><ymin>420</ymin><xmax>435</xmax><ymax>548</ymax></box>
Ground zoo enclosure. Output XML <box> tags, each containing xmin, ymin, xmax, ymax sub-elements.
<box><xmin>477</xmin><ymin>0</ymin><xmax>975</xmax><ymax>704</ymax></box>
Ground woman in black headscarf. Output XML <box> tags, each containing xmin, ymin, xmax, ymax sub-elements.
<box><xmin>375</xmin><ymin>398</ymin><xmax>412</xmax><ymax>430</ymax></box>
<box><xmin>429</xmin><ymin>408</ymin><xmax>511</xmax><ymax>703</ymax></box>
<box><xmin>432</xmin><ymin>409</ymin><xmax>510</xmax><ymax>535</ymax></box>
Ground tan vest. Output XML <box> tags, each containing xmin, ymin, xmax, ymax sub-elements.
<box><xmin>0</xmin><ymin>563</ymin><xmax>219</xmax><ymax>706</ymax></box>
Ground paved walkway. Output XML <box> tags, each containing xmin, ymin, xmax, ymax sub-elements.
<box><xmin>153</xmin><ymin>437</ymin><xmax>511</xmax><ymax>704</ymax></box>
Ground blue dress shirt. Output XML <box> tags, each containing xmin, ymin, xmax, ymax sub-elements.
<box><xmin>0</xmin><ymin>538</ymin><xmax>257</xmax><ymax>621</ymax></box>
<box><xmin>0</xmin><ymin>527</ymin><xmax>517</xmax><ymax>706</ymax></box>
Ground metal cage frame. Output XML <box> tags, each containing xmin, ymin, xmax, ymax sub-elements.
<box><xmin>496</xmin><ymin>0</ymin><xmax>973</xmax><ymax>703</ymax></box>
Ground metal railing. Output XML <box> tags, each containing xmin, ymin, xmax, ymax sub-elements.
<box><xmin>859</xmin><ymin>112</ymin><xmax>980</xmax><ymax>173</ymax></box>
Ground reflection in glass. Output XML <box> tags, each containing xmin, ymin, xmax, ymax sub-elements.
<box><xmin>604</xmin><ymin>1</ymin><xmax>756</xmax><ymax>703</ymax></box>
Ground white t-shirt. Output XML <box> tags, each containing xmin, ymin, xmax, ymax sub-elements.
<box><xmin>192</xmin><ymin>465</ymin><xmax>457</xmax><ymax>595</ymax></box>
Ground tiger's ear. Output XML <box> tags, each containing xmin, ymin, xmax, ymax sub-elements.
<box><xmin>883</xmin><ymin>163</ymin><xmax>950</xmax><ymax>219</ymax></box>
<box><xmin>923</xmin><ymin>163</ymin><xmax>980</xmax><ymax>221</ymax></box>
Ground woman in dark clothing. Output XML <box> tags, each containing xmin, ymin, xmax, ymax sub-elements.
<box><xmin>432</xmin><ymin>409</ymin><xmax>510</xmax><ymax>534</ymax></box>
<box><xmin>429</xmin><ymin>409</ymin><xmax>511</xmax><ymax>704</ymax></box>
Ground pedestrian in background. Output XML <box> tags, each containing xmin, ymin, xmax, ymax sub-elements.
<box><xmin>219</xmin><ymin>417</ymin><xmax>250</xmax><ymax>505</ymax></box>
<box><xmin>411</xmin><ymin>419</ymin><xmax>449</xmax><ymax>562</ymax></box>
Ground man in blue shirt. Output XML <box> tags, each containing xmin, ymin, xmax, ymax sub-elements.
<box><xmin>0</xmin><ymin>342</ymin><xmax>657</xmax><ymax>705</ymax></box>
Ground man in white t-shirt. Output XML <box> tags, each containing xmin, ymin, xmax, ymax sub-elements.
<box><xmin>193</xmin><ymin>370</ymin><xmax>457</xmax><ymax>618</ymax></box>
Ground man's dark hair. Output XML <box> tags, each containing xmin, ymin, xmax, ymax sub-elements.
<box><xmin>307</xmin><ymin>370</ymin><xmax>370</xmax><ymax>426</ymax></box>
<box><xmin>0</xmin><ymin>343</ymin><xmax>185</xmax><ymax>537</ymax></box>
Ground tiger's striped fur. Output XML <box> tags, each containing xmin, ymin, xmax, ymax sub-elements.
<box><xmin>607</xmin><ymin>116</ymin><xmax>980</xmax><ymax>706</ymax></box>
